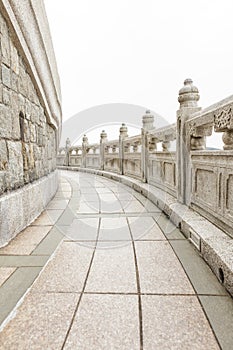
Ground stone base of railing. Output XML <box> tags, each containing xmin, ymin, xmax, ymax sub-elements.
<box><xmin>0</xmin><ymin>170</ymin><xmax>59</xmax><ymax>248</ymax></box>
<box><xmin>58</xmin><ymin>165</ymin><xmax>233</xmax><ymax>297</ymax></box>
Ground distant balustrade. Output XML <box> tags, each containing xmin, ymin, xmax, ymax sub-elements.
<box><xmin>58</xmin><ymin>79</ymin><xmax>233</xmax><ymax>238</ymax></box>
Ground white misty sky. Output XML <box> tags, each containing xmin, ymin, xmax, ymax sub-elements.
<box><xmin>44</xmin><ymin>0</ymin><xmax>231</xmax><ymax>149</ymax></box>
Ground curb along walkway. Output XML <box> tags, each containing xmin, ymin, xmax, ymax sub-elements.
<box><xmin>0</xmin><ymin>170</ymin><xmax>232</xmax><ymax>349</ymax></box>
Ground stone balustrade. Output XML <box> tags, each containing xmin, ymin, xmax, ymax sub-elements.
<box><xmin>58</xmin><ymin>79</ymin><xmax>233</xmax><ymax>239</ymax></box>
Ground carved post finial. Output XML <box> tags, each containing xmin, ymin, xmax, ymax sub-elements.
<box><xmin>65</xmin><ymin>137</ymin><xmax>71</xmax><ymax>148</ymax></box>
<box><xmin>119</xmin><ymin>123</ymin><xmax>128</xmax><ymax>139</ymax></box>
<box><xmin>100</xmin><ymin>130</ymin><xmax>108</xmax><ymax>142</ymax></box>
<box><xmin>178</xmin><ymin>78</ymin><xmax>200</xmax><ymax>108</ymax></box>
<box><xmin>142</xmin><ymin>110</ymin><xmax>154</xmax><ymax>131</ymax></box>
<box><xmin>82</xmin><ymin>134</ymin><xmax>88</xmax><ymax>144</ymax></box>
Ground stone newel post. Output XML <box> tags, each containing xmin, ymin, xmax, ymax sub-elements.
<box><xmin>141</xmin><ymin>110</ymin><xmax>154</xmax><ymax>182</ymax></box>
<box><xmin>100</xmin><ymin>130</ymin><xmax>107</xmax><ymax>170</ymax></box>
<box><xmin>119</xmin><ymin>123</ymin><xmax>128</xmax><ymax>175</ymax></box>
<box><xmin>177</xmin><ymin>79</ymin><xmax>201</xmax><ymax>205</ymax></box>
<box><xmin>65</xmin><ymin>137</ymin><xmax>71</xmax><ymax>166</ymax></box>
<box><xmin>82</xmin><ymin>134</ymin><xmax>88</xmax><ymax>168</ymax></box>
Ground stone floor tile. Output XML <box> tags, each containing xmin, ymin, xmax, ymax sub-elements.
<box><xmin>46</xmin><ymin>199</ymin><xmax>69</xmax><ymax>210</ymax></box>
<box><xmin>32</xmin><ymin>209</ymin><xmax>63</xmax><ymax>226</ymax></box>
<box><xmin>64</xmin><ymin>294</ymin><xmax>139</xmax><ymax>350</ymax></box>
<box><xmin>135</xmin><ymin>241</ymin><xmax>194</xmax><ymax>294</ymax></box>
<box><xmin>0</xmin><ymin>267</ymin><xmax>42</xmax><ymax>325</ymax></box>
<box><xmin>0</xmin><ymin>255</ymin><xmax>48</xmax><ymax>267</ymax></box>
<box><xmin>123</xmin><ymin>200</ymin><xmax>146</xmax><ymax>213</ymax></box>
<box><xmin>31</xmin><ymin>226</ymin><xmax>64</xmax><ymax>255</ymax></box>
<box><xmin>0</xmin><ymin>292</ymin><xmax>79</xmax><ymax>350</ymax></box>
<box><xmin>128</xmin><ymin>216</ymin><xmax>165</xmax><ymax>240</ymax></box>
<box><xmin>98</xmin><ymin>217</ymin><xmax>131</xmax><ymax>241</ymax></box>
<box><xmin>31</xmin><ymin>242</ymin><xmax>93</xmax><ymax>293</ymax></box>
<box><xmin>66</xmin><ymin>218</ymin><xmax>99</xmax><ymax>241</ymax></box>
<box><xmin>170</xmin><ymin>240</ymin><xmax>228</xmax><ymax>295</ymax></box>
<box><xmin>98</xmin><ymin>193</ymin><xmax>118</xmax><ymax>202</ymax></box>
<box><xmin>78</xmin><ymin>202</ymin><xmax>100</xmax><ymax>214</ymax></box>
<box><xmin>100</xmin><ymin>200</ymin><xmax>123</xmax><ymax>213</ymax></box>
<box><xmin>0</xmin><ymin>226</ymin><xmax>51</xmax><ymax>255</ymax></box>
<box><xmin>117</xmin><ymin>192</ymin><xmax>135</xmax><ymax>201</ymax></box>
<box><xmin>54</xmin><ymin>191</ymin><xmax>72</xmax><ymax>199</ymax></box>
<box><xmin>85</xmin><ymin>243</ymin><xmax>137</xmax><ymax>293</ymax></box>
<box><xmin>199</xmin><ymin>295</ymin><xmax>233</xmax><ymax>350</ymax></box>
<box><xmin>80</xmin><ymin>193</ymin><xmax>99</xmax><ymax>202</ymax></box>
<box><xmin>96</xmin><ymin>188</ymin><xmax>113</xmax><ymax>194</ymax></box>
<box><xmin>142</xmin><ymin>295</ymin><xmax>219</xmax><ymax>350</ymax></box>
<box><xmin>0</xmin><ymin>267</ymin><xmax>16</xmax><ymax>287</ymax></box>
<box><xmin>56</xmin><ymin>208</ymin><xmax>77</xmax><ymax>226</ymax></box>
<box><xmin>58</xmin><ymin>183</ymin><xmax>71</xmax><ymax>192</ymax></box>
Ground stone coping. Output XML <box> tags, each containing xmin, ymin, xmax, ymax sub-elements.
<box><xmin>0</xmin><ymin>0</ymin><xmax>62</xmax><ymax>130</ymax></box>
<box><xmin>59</xmin><ymin>166</ymin><xmax>233</xmax><ymax>297</ymax></box>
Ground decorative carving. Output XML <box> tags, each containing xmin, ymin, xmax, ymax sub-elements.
<box><xmin>214</xmin><ymin>108</ymin><xmax>233</xmax><ymax>149</ymax></box>
<box><xmin>188</xmin><ymin>122</ymin><xmax>212</xmax><ymax>137</ymax></box>
<box><xmin>214</xmin><ymin>108</ymin><xmax>232</xmax><ymax>131</ymax></box>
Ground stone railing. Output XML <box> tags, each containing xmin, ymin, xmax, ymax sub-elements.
<box><xmin>185</xmin><ymin>96</ymin><xmax>233</xmax><ymax>235</ymax></box>
<box><xmin>58</xmin><ymin>79</ymin><xmax>233</xmax><ymax>239</ymax></box>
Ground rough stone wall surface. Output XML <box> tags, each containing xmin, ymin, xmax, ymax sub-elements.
<box><xmin>0</xmin><ymin>11</ymin><xmax>57</xmax><ymax>196</ymax></box>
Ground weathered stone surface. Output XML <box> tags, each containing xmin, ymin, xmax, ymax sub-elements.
<box><xmin>0</xmin><ymin>104</ymin><xmax>11</xmax><ymax>138</ymax></box>
<box><xmin>10</xmin><ymin>39</ymin><xmax>19</xmax><ymax>74</ymax></box>
<box><xmin>2</xmin><ymin>87</ymin><xmax>10</xmax><ymax>106</ymax></box>
<box><xmin>0</xmin><ymin>140</ymin><xmax>8</xmax><ymax>171</ymax></box>
<box><xmin>7</xmin><ymin>141</ymin><xmax>24</xmax><ymax>189</ymax></box>
<box><xmin>1</xmin><ymin>64</ymin><xmax>11</xmax><ymax>88</ymax></box>
<box><xmin>1</xmin><ymin>31</ymin><xmax>10</xmax><ymax>67</ymax></box>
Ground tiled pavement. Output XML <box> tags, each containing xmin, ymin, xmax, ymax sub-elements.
<box><xmin>0</xmin><ymin>170</ymin><xmax>232</xmax><ymax>349</ymax></box>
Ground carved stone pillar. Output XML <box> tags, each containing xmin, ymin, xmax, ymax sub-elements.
<box><xmin>119</xmin><ymin>123</ymin><xmax>128</xmax><ymax>175</ymax></box>
<box><xmin>141</xmin><ymin>110</ymin><xmax>154</xmax><ymax>182</ymax></box>
<box><xmin>177</xmin><ymin>79</ymin><xmax>201</xmax><ymax>205</ymax></box>
<box><xmin>65</xmin><ymin>137</ymin><xmax>71</xmax><ymax>166</ymax></box>
<box><xmin>82</xmin><ymin>134</ymin><xmax>88</xmax><ymax>168</ymax></box>
<box><xmin>100</xmin><ymin>130</ymin><xmax>107</xmax><ymax>170</ymax></box>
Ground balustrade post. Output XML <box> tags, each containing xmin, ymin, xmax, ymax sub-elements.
<box><xmin>82</xmin><ymin>134</ymin><xmax>88</xmax><ymax>168</ymax></box>
<box><xmin>100</xmin><ymin>130</ymin><xmax>107</xmax><ymax>170</ymax></box>
<box><xmin>141</xmin><ymin>110</ymin><xmax>154</xmax><ymax>182</ymax></box>
<box><xmin>177</xmin><ymin>79</ymin><xmax>201</xmax><ymax>205</ymax></box>
<box><xmin>65</xmin><ymin>137</ymin><xmax>71</xmax><ymax>166</ymax></box>
<box><xmin>119</xmin><ymin>123</ymin><xmax>128</xmax><ymax>175</ymax></box>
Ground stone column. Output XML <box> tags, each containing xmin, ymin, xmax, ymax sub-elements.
<box><xmin>100</xmin><ymin>130</ymin><xmax>107</xmax><ymax>170</ymax></box>
<box><xmin>119</xmin><ymin>123</ymin><xmax>128</xmax><ymax>175</ymax></box>
<box><xmin>176</xmin><ymin>79</ymin><xmax>201</xmax><ymax>205</ymax></box>
<box><xmin>141</xmin><ymin>110</ymin><xmax>154</xmax><ymax>182</ymax></box>
<box><xmin>65</xmin><ymin>137</ymin><xmax>71</xmax><ymax>166</ymax></box>
<box><xmin>82</xmin><ymin>134</ymin><xmax>88</xmax><ymax>168</ymax></box>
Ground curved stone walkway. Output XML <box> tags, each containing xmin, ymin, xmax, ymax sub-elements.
<box><xmin>0</xmin><ymin>170</ymin><xmax>232</xmax><ymax>349</ymax></box>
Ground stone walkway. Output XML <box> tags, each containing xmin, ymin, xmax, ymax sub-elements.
<box><xmin>0</xmin><ymin>170</ymin><xmax>232</xmax><ymax>349</ymax></box>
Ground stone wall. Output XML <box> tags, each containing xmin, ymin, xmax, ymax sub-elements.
<box><xmin>0</xmin><ymin>1</ymin><xmax>61</xmax><ymax>246</ymax></box>
<box><xmin>0</xmin><ymin>12</ymin><xmax>57</xmax><ymax>193</ymax></box>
